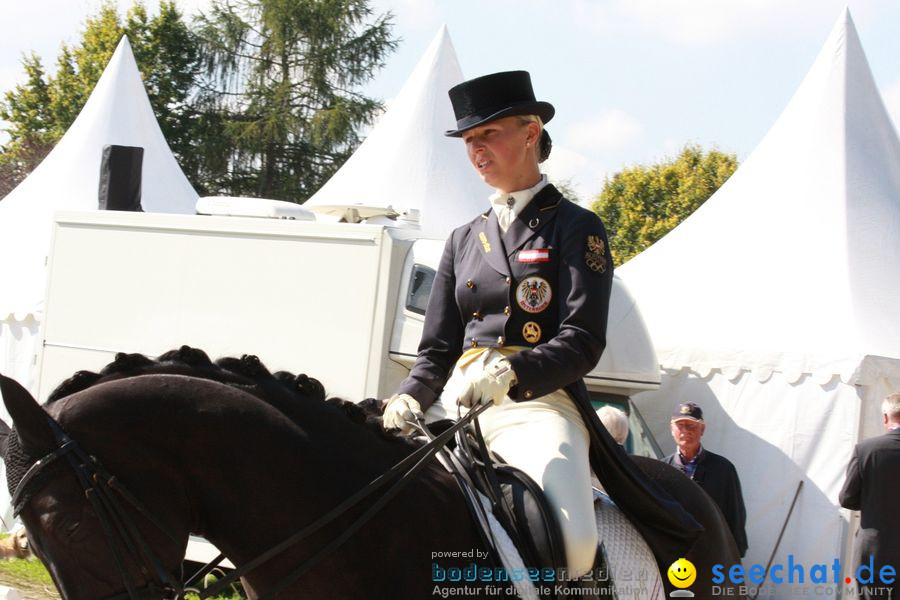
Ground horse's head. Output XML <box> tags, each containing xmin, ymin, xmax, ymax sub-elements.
<box><xmin>0</xmin><ymin>374</ymin><xmax>188</xmax><ymax>599</ymax></box>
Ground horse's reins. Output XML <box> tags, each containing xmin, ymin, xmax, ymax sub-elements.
<box><xmin>13</xmin><ymin>402</ymin><xmax>491</xmax><ymax>600</ymax></box>
<box><xmin>199</xmin><ymin>401</ymin><xmax>491</xmax><ymax>599</ymax></box>
<box><xmin>407</xmin><ymin>407</ymin><xmax>522</xmax><ymax>571</ymax></box>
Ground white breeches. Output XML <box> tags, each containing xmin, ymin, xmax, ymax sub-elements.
<box><xmin>425</xmin><ymin>350</ymin><xmax>597</xmax><ymax>574</ymax></box>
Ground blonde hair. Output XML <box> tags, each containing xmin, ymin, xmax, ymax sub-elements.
<box><xmin>516</xmin><ymin>114</ymin><xmax>543</xmax><ymax>128</ymax></box>
<box><xmin>515</xmin><ymin>114</ymin><xmax>551</xmax><ymax>163</ymax></box>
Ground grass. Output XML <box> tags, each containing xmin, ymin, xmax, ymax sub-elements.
<box><xmin>0</xmin><ymin>555</ymin><xmax>55</xmax><ymax>585</ymax></box>
<box><xmin>0</xmin><ymin>558</ymin><xmax>245</xmax><ymax>599</ymax></box>
<box><xmin>0</xmin><ymin>534</ymin><xmax>245</xmax><ymax>599</ymax></box>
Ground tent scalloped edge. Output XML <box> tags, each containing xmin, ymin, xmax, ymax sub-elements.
<box><xmin>657</xmin><ymin>349</ymin><xmax>900</xmax><ymax>386</ymax></box>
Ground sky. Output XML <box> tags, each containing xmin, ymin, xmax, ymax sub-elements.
<box><xmin>1</xmin><ymin>0</ymin><xmax>899</xmax><ymax>201</ymax></box>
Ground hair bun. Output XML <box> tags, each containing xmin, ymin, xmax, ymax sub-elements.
<box><xmin>539</xmin><ymin>129</ymin><xmax>552</xmax><ymax>163</ymax></box>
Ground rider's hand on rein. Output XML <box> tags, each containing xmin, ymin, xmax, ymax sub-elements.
<box><xmin>382</xmin><ymin>393</ymin><xmax>424</xmax><ymax>433</ymax></box>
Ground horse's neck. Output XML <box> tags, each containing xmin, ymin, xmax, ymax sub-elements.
<box><xmin>186</xmin><ymin>400</ymin><xmax>419</xmax><ymax>561</ymax></box>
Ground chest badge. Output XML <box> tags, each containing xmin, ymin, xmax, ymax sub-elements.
<box><xmin>479</xmin><ymin>231</ymin><xmax>491</xmax><ymax>253</ymax></box>
<box><xmin>516</xmin><ymin>276</ymin><xmax>552</xmax><ymax>313</ymax></box>
<box><xmin>522</xmin><ymin>321</ymin><xmax>542</xmax><ymax>344</ymax></box>
<box><xmin>585</xmin><ymin>235</ymin><xmax>608</xmax><ymax>273</ymax></box>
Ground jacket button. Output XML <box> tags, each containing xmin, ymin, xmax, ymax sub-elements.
<box><xmin>470</xmin><ymin>338</ymin><xmax>479</xmax><ymax>348</ymax></box>
<box><xmin>472</xmin><ymin>311</ymin><xmax>482</xmax><ymax>319</ymax></box>
<box><xmin>505</xmin><ymin>276</ymin><xmax>511</xmax><ymax>285</ymax></box>
<box><xmin>497</xmin><ymin>336</ymin><xmax>505</xmax><ymax>346</ymax></box>
<box><xmin>523</xmin><ymin>390</ymin><xmax>534</xmax><ymax>399</ymax></box>
<box><xmin>466</xmin><ymin>279</ymin><xmax>476</xmax><ymax>289</ymax></box>
<box><xmin>503</xmin><ymin>306</ymin><xmax>511</xmax><ymax>316</ymax></box>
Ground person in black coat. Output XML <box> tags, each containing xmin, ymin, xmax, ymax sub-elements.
<box><xmin>381</xmin><ymin>70</ymin><xmax>700</xmax><ymax>575</ymax></box>
<box><xmin>663</xmin><ymin>402</ymin><xmax>748</xmax><ymax>557</ymax></box>
<box><xmin>839</xmin><ymin>392</ymin><xmax>900</xmax><ymax>598</ymax></box>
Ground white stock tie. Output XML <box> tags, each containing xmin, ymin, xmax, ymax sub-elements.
<box><xmin>499</xmin><ymin>196</ymin><xmax>515</xmax><ymax>232</ymax></box>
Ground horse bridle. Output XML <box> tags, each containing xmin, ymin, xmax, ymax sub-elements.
<box><xmin>11</xmin><ymin>404</ymin><xmax>492</xmax><ymax>600</ymax></box>
<box><xmin>11</xmin><ymin>417</ymin><xmax>187</xmax><ymax>600</ymax></box>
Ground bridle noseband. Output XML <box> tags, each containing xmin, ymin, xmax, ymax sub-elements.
<box><xmin>12</xmin><ymin>417</ymin><xmax>186</xmax><ymax>600</ymax></box>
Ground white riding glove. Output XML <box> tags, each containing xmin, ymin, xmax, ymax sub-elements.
<box><xmin>382</xmin><ymin>393</ymin><xmax>423</xmax><ymax>433</ymax></box>
<box><xmin>458</xmin><ymin>358</ymin><xmax>517</xmax><ymax>408</ymax></box>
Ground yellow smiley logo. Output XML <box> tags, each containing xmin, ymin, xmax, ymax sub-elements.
<box><xmin>667</xmin><ymin>558</ymin><xmax>696</xmax><ymax>588</ymax></box>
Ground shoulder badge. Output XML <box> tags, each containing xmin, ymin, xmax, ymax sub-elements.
<box><xmin>585</xmin><ymin>235</ymin><xmax>607</xmax><ymax>273</ymax></box>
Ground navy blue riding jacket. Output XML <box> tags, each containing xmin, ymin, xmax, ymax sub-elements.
<box><xmin>397</xmin><ymin>184</ymin><xmax>611</xmax><ymax>409</ymax></box>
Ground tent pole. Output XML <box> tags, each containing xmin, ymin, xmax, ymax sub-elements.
<box><xmin>748</xmin><ymin>480</ymin><xmax>804</xmax><ymax>600</ymax></box>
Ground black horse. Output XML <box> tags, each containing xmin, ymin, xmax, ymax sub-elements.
<box><xmin>0</xmin><ymin>348</ymin><xmax>739</xmax><ymax>599</ymax></box>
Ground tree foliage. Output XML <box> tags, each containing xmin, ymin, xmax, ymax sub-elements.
<box><xmin>0</xmin><ymin>1</ymin><xmax>198</xmax><ymax>194</ymax></box>
<box><xmin>592</xmin><ymin>144</ymin><xmax>738</xmax><ymax>264</ymax></box>
<box><xmin>0</xmin><ymin>55</ymin><xmax>55</xmax><ymax>196</ymax></box>
<box><xmin>191</xmin><ymin>0</ymin><xmax>397</xmax><ymax>200</ymax></box>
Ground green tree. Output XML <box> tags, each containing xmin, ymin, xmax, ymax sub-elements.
<box><xmin>0</xmin><ymin>1</ymin><xmax>199</xmax><ymax>194</ymax></box>
<box><xmin>192</xmin><ymin>0</ymin><xmax>397</xmax><ymax>200</ymax></box>
<box><xmin>0</xmin><ymin>54</ymin><xmax>56</xmax><ymax>195</ymax></box>
<box><xmin>592</xmin><ymin>144</ymin><xmax>738</xmax><ymax>264</ymax></box>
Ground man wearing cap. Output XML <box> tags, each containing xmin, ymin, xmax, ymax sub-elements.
<box><xmin>664</xmin><ymin>402</ymin><xmax>748</xmax><ymax>557</ymax></box>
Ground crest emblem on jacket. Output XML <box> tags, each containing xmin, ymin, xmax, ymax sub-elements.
<box><xmin>517</xmin><ymin>277</ymin><xmax>552</xmax><ymax>314</ymax></box>
<box><xmin>585</xmin><ymin>235</ymin><xmax>608</xmax><ymax>273</ymax></box>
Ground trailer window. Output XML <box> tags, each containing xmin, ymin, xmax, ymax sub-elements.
<box><xmin>406</xmin><ymin>264</ymin><xmax>435</xmax><ymax>315</ymax></box>
<box><xmin>589</xmin><ymin>393</ymin><xmax>663</xmax><ymax>459</ymax></box>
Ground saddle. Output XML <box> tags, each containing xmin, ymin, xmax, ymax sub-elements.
<box><xmin>429</xmin><ymin>419</ymin><xmax>568</xmax><ymax>580</ymax></box>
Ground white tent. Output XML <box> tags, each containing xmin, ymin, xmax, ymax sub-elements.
<box><xmin>305</xmin><ymin>26</ymin><xmax>491</xmax><ymax>239</ymax></box>
<box><xmin>0</xmin><ymin>36</ymin><xmax>198</xmax><ymax>393</ymax></box>
<box><xmin>618</xmin><ymin>9</ymin><xmax>900</xmax><ymax>591</ymax></box>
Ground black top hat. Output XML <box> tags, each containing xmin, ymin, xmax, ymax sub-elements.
<box><xmin>445</xmin><ymin>70</ymin><xmax>555</xmax><ymax>137</ymax></box>
<box><xmin>672</xmin><ymin>402</ymin><xmax>704</xmax><ymax>422</ymax></box>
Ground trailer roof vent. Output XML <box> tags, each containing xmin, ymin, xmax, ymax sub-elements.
<box><xmin>195</xmin><ymin>196</ymin><xmax>316</xmax><ymax>220</ymax></box>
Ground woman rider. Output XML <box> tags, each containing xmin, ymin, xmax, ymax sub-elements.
<box><xmin>383</xmin><ymin>70</ymin><xmax>699</xmax><ymax>574</ymax></box>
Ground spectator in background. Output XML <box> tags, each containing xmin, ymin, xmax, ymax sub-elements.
<box><xmin>596</xmin><ymin>405</ymin><xmax>628</xmax><ymax>446</ymax></box>
<box><xmin>663</xmin><ymin>401</ymin><xmax>748</xmax><ymax>558</ymax></box>
<box><xmin>839</xmin><ymin>392</ymin><xmax>900</xmax><ymax>599</ymax></box>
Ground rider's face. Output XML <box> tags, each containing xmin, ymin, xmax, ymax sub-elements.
<box><xmin>462</xmin><ymin>117</ymin><xmax>539</xmax><ymax>193</ymax></box>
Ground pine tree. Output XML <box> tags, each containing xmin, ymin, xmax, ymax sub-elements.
<box><xmin>191</xmin><ymin>0</ymin><xmax>397</xmax><ymax>200</ymax></box>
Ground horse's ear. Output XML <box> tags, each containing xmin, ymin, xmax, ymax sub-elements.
<box><xmin>0</xmin><ymin>374</ymin><xmax>55</xmax><ymax>456</ymax></box>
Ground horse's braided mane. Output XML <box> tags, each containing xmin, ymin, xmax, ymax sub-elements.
<box><xmin>44</xmin><ymin>346</ymin><xmax>407</xmax><ymax>446</ymax></box>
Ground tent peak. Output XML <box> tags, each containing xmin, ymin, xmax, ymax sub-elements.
<box><xmin>0</xmin><ymin>24</ymin><xmax>197</xmax><ymax>316</ymax></box>
<box><xmin>618</xmin><ymin>8</ymin><xmax>900</xmax><ymax>362</ymax></box>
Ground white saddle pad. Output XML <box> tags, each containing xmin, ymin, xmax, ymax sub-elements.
<box><xmin>593</xmin><ymin>488</ymin><xmax>666</xmax><ymax>600</ymax></box>
<box><xmin>473</xmin><ymin>489</ymin><xmax>665</xmax><ymax>600</ymax></box>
